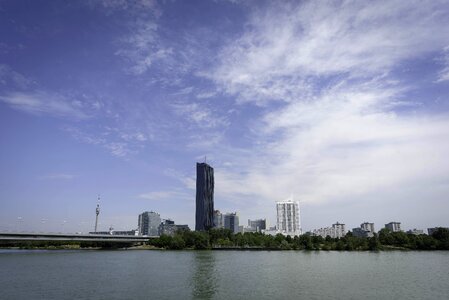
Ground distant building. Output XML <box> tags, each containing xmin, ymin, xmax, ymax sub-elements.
<box><xmin>248</xmin><ymin>219</ymin><xmax>267</xmax><ymax>232</ymax></box>
<box><xmin>312</xmin><ymin>222</ymin><xmax>346</xmax><ymax>238</ymax></box>
<box><xmin>213</xmin><ymin>210</ymin><xmax>223</xmax><ymax>228</ymax></box>
<box><xmin>428</xmin><ymin>227</ymin><xmax>449</xmax><ymax>235</ymax></box>
<box><xmin>361</xmin><ymin>222</ymin><xmax>375</xmax><ymax>233</ymax></box>
<box><xmin>406</xmin><ymin>229</ymin><xmax>424</xmax><ymax>235</ymax></box>
<box><xmin>241</xmin><ymin>227</ymin><xmax>257</xmax><ymax>233</ymax></box>
<box><xmin>332</xmin><ymin>222</ymin><xmax>346</xmax><ymax>238</ymax></box>
<box><xmin>158</xmin><ymin>219</ymin><xmax>190</xmax><ymax>236</ymax></box>
<box><xmin>138</xmin><ymin>211</ymin><xmax>161</xmax><ymax>236</ymax></box>
<box><xmin>223</xmin><ymin>212</ymin><xmax>239</xmax><ymax>233</ymax></box>
<box><xmin>352</xmin><ymin>222</ymin><xmax>375</xmax><ymax>238</ymax></box>
<box><xmin>276</xmin><ymin>197</ymin><xmax>301</xmax><ymax>236</ymax></box>
<box><xmin>352</xmin><ymin>228</ymin><xmax>373</xmax><ymax>238</ymax></box>
<box><xmin>195</xmin><ymin>162</ymin><xmax>214</xmax><ymax>231</ymax></box>
<box><xmin>385</xmin><ymin>222</ymin><xmax>401</xmax><ymax>232</ymax></box>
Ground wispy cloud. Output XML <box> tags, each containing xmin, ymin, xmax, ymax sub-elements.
<box><xmin>39</xmin><ymin>173</ymin><xmax>76</xmax><ymax>180</ymax></box>
<box><xmin>138</xmin><ymin>190</ymin><xmax>190</xmax><ymax>201</ymax></box>
<box><xmin>0</xmin><ymin>64</ymin><xmax>35</xmax><ymax>89</ymax></box>
<box><xmin>203</xmin><ymin>1</ymin><xmax>449</xmax><ymax>104</ymax></box>
<box><xmin>0</xmin><ymin>91</ymin><xmax>90</xmax><ymax>119</ymax></box>
<box><xmin>178</xmin><ymin>1</ymin><xmax>449</xmax><ymax>222</ymax></box>
<box><xmin>171</xmin><ymin>102</ymin><xmax>229</xmax><ymax>129</ymax></box>
<box><xmin>91</xmin><ymin>0</ymin><xmax>169</xmax><ymax>75</ymax></box>
<box><xmin>64</xmin><ymin>126</ymin><xmax>138</xmax><ymax>158</ymax></box>
<box><xmin>437</xmin><ymin>46</ymin><xmax>449</xmax><ymax>82</ymax></box>
<box><xmin>163</xmin><ymin>168</ymin><xmax>196</xmax><ymax>190</ymax></box>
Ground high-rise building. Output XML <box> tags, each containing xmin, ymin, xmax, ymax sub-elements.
<box><xmin>385</xmin><ymin>222</ymin><xmax>401</xmax><ymax>232</ymax></box>
<box><xmin>223</xmin><ymin>212</ymin><xmax>239</xmax><ymax>233</ymax></box>
<box><xmin>332</xmin><ymin>222</ymin><xmax>346</xmax><ymax>238</ymax></box>
<box><xmin>352</xmin><ymin>222</ymin><xmax>375</xmax><ymax>238</ymax></box>
<box><xmin>195</xmin><ymin>162</ymin><xmax>214</xmax><ymax>231</ymax></box>
<box><xmin>138</xmin><ymin>211</ymin><xmax>161</xmax><ymax>236</ymax></box>
<box><xmin>361</xmin><ymin>222</ymin><xmax>375</xmax><ymax>233</ymax></box>
<box><xmin>276</xmin><ymin>197</ymin><xmax>301</xmax><ymax>236</ymax></box>
<box><xmin>248</xmin><ymin>219</ymin><xmax>267</xmax><ymax>232</ymax></box>
<box><xmin>213</xmin><ymin>210</ymin><xmax>223</xmax><ymax>228</ymax></box>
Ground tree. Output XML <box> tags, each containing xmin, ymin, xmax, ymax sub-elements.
<box><xmin>368</xmin><ymin>236</ymin><xmax>381</xmax><ymax>251</ymax></box>
<box><xmin>169</xmin><ymin>235</ymin><xmax>186</xmax><ymax>250</ymax></box>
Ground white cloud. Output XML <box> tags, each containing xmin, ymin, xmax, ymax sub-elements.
<box><xmin>203</xmin><ymin>1</ymin><xmax>449</xmax><ymax>104</ymax></box>
<box><xmin>0</xmin><ymin>91</ymin><xmax>89</xmax><ymax>119</ymax></box>
<box><xmin>200</xmin><ymin>81</ymin><xmax>449</xmax><ymax>227</ymax></box>
<box><xmin>182</xmin><ymin>1</ymin><xmax>449</xmax><ymax>228</ymax></box>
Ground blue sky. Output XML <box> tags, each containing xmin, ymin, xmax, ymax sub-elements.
<box><xmin>1</xmin><ymin>0</ymin><xmax>449</xmax><ymax>233</ymax></box>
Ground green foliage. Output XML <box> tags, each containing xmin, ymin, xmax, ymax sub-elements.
<box><xmin>145</xmin><ymin>228</ymin><xmax>449</xmax><ymax>251</ymax></box>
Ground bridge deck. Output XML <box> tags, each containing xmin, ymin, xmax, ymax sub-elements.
<box><xmin>0</xmin><ymin>232</ymin><xmax>157</xmax><ymax>243</ymax></box>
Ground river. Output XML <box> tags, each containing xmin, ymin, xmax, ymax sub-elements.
<box><xmin>0</xmin><ymin>249</ymin><xmax>448</xmax><ymax>299</ymax></box>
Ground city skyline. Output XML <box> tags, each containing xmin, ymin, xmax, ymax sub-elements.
<box><xmin>1</xmin><ymin>1</ymin><xmax>449</xmax><ymax>233</ymax></box>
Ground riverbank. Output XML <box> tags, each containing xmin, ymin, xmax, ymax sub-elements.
<box><xmin>148</xmin><ymin>227</ymin><xmax>449</xmax><ymax>251</ymax></box>
<box><xmin>2</xmin><ymin>227</ymin><xmax>447</xmax><ymax>251</ymax></box>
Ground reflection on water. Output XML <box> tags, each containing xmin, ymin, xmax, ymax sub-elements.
<box><xmin>191</xmin><ymin>251</ymin><xmax>218</xmax><ymax>299</ymax></box>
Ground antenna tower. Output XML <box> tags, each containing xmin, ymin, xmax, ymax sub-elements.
<box><xmin>94</xmin><ymin>195</ymin><xmax>100</xmax><ymax>232</ymax></box>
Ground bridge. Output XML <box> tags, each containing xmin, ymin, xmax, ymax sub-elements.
<box><xmin>0</xmin><ymin>232</ymin><xmax>156</xmax><ymax>244</ymax></box>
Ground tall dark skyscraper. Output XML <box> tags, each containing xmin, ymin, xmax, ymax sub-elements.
<box><xmin>195</xmin><ymin>162</ymin><xmax>214</xmax><ymax>231</ymax></box>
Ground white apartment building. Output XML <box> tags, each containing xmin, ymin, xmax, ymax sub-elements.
<box><xmin>385</xmin><ymin>222</ymin><xmax>401</xmax><ymax>232</ymax></box>
<box><xmin>276</xmin><ymin>197</ymin><xmax>302</xmax><ymax>236</ymax></box>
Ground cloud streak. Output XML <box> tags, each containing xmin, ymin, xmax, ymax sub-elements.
<box><xmin>39</xmin><ymin>173</ymin><xmax>76</xmax><ymax>180</ymax></box>
<box><xmin>0</xmin><ymin>91</ymin><xmax>90</xmax><ymax>119</ymax></box>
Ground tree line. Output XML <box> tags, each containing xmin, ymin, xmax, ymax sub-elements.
<box><xmin>148</xmin><ymin>227</ymin><xmax>449</xmax><ymax>251</ymax></box>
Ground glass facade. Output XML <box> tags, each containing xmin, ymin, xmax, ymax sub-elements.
<box><xmin>138</xmin><ymin>211</ymin><xmax>161</xmax><ymax>236</ymax></box>
<box><xmin>195</xmin><ymin>163</ymin><xmax>214</xmax><ymax>231</ymax></box>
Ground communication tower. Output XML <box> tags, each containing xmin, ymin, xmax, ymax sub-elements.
<box><xmin>94</xmin><ymin>195</ymin><xmax>100</xmax><ymax>232</ymax></box>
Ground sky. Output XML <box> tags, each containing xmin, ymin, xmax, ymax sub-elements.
<box><xmin>1</xmin><ymin>0</ymin><xmax>449</xmax><ymax>234</ymax></box>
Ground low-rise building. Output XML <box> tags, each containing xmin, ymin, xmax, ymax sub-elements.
<box><xmin>352</xmin><ymin>227</ymin><xmax>373</xmax><ymax>238</ymax></box>
<box><xmin>158</xmin><ymin>219</ymin><xmax>190</xmax><ymax>236</ymax></box>
<box><xmin>248</xmin><ymin>219</ymin><xmax>267</xmax><ymax>232</ymax></box>
<box><xmin>427</xmin><ymin>227</ymin><xmax>449</xmax><ymax>235</ymax></box>
<box><xmin>406</xmin><ymin>229</ymin><xmax>424</xmax><ymax>235</ymax></box>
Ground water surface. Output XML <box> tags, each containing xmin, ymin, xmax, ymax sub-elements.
<box><xmin>1</xmin><ymin>250</ymin><xmax>448</xmax><ymax>299</ymax></box>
